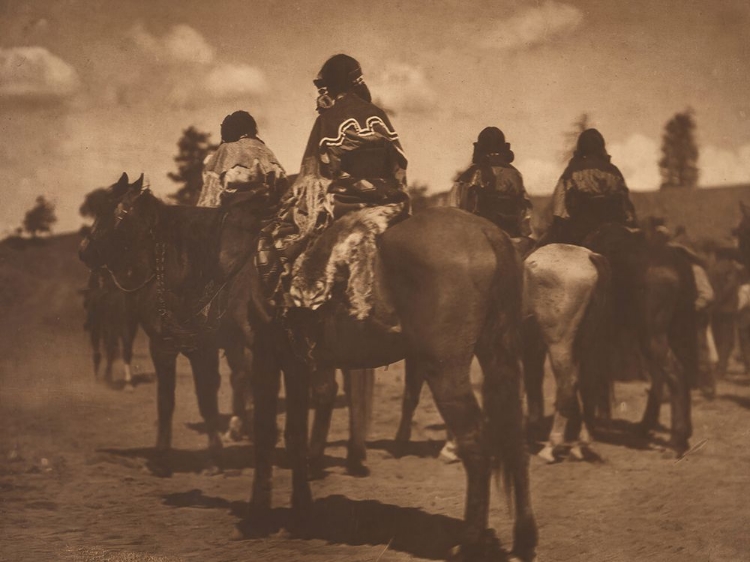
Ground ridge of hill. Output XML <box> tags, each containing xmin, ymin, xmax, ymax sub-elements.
<box><xmin>427</xmin><ymin>183</ymin><xmax>750</xmax><ymax>245</ymax></box>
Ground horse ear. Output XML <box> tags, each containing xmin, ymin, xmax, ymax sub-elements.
<box><xmin>132</xmin><ymin>173</ymin><xmax>144</xmax><ymax>191</ymax></box>
<box><xmin>741</xmin><ymin>201</ymin><xmax>750</xmax><ymax>219</ymax></box>
<box><xmin>118</xmin><ymin>172</ymin><xmax>129</xmax><ymax>186</ymax></box>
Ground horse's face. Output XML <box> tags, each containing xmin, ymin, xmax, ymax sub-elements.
<box><xmin>79</xmin><ymin>173</ymin><xmax>157</xmax><ymax>285</ymax></box>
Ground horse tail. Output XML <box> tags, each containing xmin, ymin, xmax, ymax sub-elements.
<box><xmin>478</xmin><ymin>226</ymin><xmax>537</xmax><ymax>553</ymax></box>
<box><xmin>576</xmin><ymin>252</ymin><xmax>615</xmax><ymax>423</ymax></box>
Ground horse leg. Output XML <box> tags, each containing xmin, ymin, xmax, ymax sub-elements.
<box><xmin>539</xmin><ymin>342</ymin><xmax>584</xmax><ymax>463</ymax></box>
<box><xmin>225</xmin><ymin>340</ymin><xmax>252</xmax><ymax>442</ymax></box>
<box><xmin>149</xmin><ymin>340</ymin><xmax>177</xmax><ymax>477</ymax></box>
<box><xmin>394</xmin><ymin>357</ymin><xmax>424</xmax><ymax>456</ymax></box>
<box><xmin>416</xmin><ymin>354</ymin><xmax>495</xmax><ymax>559</ymax></box>
<box><xmin>646</xmin><ymin>331</ymin><xmax>691</xmax><ymax>455</ymax></box>
<box><xmin>281</xmin><ymin>358</ymin><xmax>313</xmax><ymax>529</ymax></box>
<box><xmin>308</xmin><ymin>368</ymin><xmax>337</xmax><ymax>480</ymax></box>
<box><xmin>521</xmin><ymin>317</ymin><xmax>546</xmax><ymax>437</ymax></box>
<box><xmin>187</xmin><ymin>345</ymin><xmax>223</xmax><ymax>475</ymax></box>
<box><xmin>343</xmin><ymin>368</ymin><xmax>373</xmax><ymax>477</ymax></box>
<box><xmin>91</xmin><ymin>325</ymin><xmax>101</xmax><ymax>380</ymax></box>
<box><xmin>476</xmin><ymin>335</ymin><xmax>537</xmax><ymax>562</ymax></box>
<box><xmin>249</xmin><ymin>333</ymin><xmax>281</xmax><ymax>521</ymax></box>
<box><xmin>121</xmin><ymin>321</ymin><xmax>135</xmax><ymax>392</ymax></box>
<box><xmin>104</xmin><ymin>327</ymin><xmax>117</xmax><ymax>386</ymax></box>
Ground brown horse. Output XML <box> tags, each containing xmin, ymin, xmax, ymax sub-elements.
<box><xmin>583</xmin><ymin>223</ymin><xmax>697</xmax><ymax>456</ymax></box>
<box><xmin>393</xmin><ymin>243</ymin><xmax>613</xmax><ymax>464</ymax></box>
<box><xmin>78</xmin><ymin>173</ymin><xmax>258</xmax><ymax>476</ymax></box>
<box><xmin>90</xmin><ymin>178</ymin><xmax>536</xmax><ymax>559</ymax></box>
<box><xmin>244</xmin><ymin>206</ymin><xmax>536</xmax><ymax>561</ymax></box>
<box><xmin>82</xmin><ymin>267</ymin><xmax>139</xmax><ymax>388</ymax></box>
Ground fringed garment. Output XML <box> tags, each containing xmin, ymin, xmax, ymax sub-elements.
<box><xmin>261</xmin><ymin>92</ymin><xmax>409</xmax><ymax>312</ymax></box>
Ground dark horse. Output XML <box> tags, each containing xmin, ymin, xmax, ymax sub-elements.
<box><xmin>584</xmin><ymin>223</ymin><xmax>698</xmax><ymax>456</ymax></box>
<box><xmin>79</xmin><ymin>173</ymin><xmax>257</xmax><ymax>476</ymax></box>
<box><xmin>82</xmin><ymin>267</ymin><xmax>139</xmax><ymax>388</ymax></box>
<box><xmin>103</xmin><ymin>177</ymin><xmax>537</xmax><ymax>561</ymax></box>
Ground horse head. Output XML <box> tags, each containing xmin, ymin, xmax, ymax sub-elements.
<box><xmin>79</xmin><ymin>172</ymin><xmax>159</xmax><ymax>290</ymax></box>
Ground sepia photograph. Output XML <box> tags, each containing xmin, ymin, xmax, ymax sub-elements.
<box><xmin>1</xmin><ymin>1</ymin><xmax>749</xmax><ymax>560</ymax></box>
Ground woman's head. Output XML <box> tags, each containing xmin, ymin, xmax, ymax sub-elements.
<box><xmin>574</xmin><ymin>128</ymin><xmax>609</xmax><ymax>160</ymax></box>
<box><xmin>220</xmin><ymin>111</ymin><xmax>258</xmax><ymax>143</ymax></box>
<box><xmin>314</xmin><ymin>54</ymin><xmax>371</xmax><ymax>110</ymax></box>
<box><xmin>472</xmin><ymin>127</ymin><xmax>514</xmax><ymax>164</ymax></box>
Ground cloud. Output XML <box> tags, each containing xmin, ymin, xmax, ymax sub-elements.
<box><xmin>608</xmin><ymin>133</ymin><xmax>661</xmax><ymax>191</ymax></box>
<box><xmin>369</xmin><ymin>63</ymin><xmax>437</xmax><ymax>115</ymax></box>
<box><xmin>129</xmin><ymin>23</ymin><xmax>215</xmax><ymax>65</ymax></box>
<box><xmin>516</xmin><ymin>157</ymin><xmax>561</xmax><ymax>195</ymax></box>
<box><xmin>204</xmin><ymin>63</ymin><xmax>268</xmax><ymax>98</ymax></box>
<box><xmin>478</xmin><ymin>1</ymin><xmax>583</xmax><ymax>51</ymax></box>
<box><xmin>0</xmin><ymin>47</ymin><xmax>80</xmax><ymax>101</ymax></box>
<box><xmin>700</xmin><ymin>143</ymin><xmax>750</xmax><ymax>187</ymax></box>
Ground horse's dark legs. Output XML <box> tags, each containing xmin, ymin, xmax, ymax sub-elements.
<box><xmin>103</xmin><ymin>328</ymin><xmax>118</xmax><ymax>385</ymax></box>
<box><xmin>225</xmin><ymin>340</ymin><xmax>253</xmax><ymax>441</ymax></box>
<box><xmin>394</xmin><ymin>358</ymin><xmax>424</xmax><ymax>453</ymax></box>
<box><xmin>90</xmin><ymin>326</ymin><xmax>102</xmax><ymax>380</ymax></box>
<box><xmin>308</xmin><ymin>368</ymin><xmax>338</xmax><ymax>480</ymax></box>
<box><xmin>187</xmin><ymin>346</ymin><xmax>223</xmax><ymax>474</ymax></box>
<box><xmin>415</xmin><ymin>355</ymin><xmax>492</xmax><ymax>557</ymax></box>
<box><xmin>343</xmin><ymin>368</ymin><xmax>373</xmax><ymax>477</ymax></box>
<box><xmin>477</xmin><ymin>340</ymin><xmax>537</xmax><ymax>562</ymax></box>
<box><xmin>281</xmin><ymin>359</ymin><xmax>313</xmax><ymax>524</ymax></box>
<box><xmin>121</xmin><ymin>319</ymin><xmax>137</xmax><ymax>391</ymax></box>
<box><xmin>521</xmin><ymin>318</ymin><xmax>546</xmax><ymax>432</ymax></box>
<box><xmin>149</xmin><ymin>340</ymin><xmax>177</xmax><ymax>476</ymax></box>
<box><xmin>249</xmin><ymin>332</ymin><xmax>281</xmax><ymax>517</ymax></box>
<box><xmin>641</xmin><ymin>334</ymin><xmax>691</xmax><ymax>454</ymax></box>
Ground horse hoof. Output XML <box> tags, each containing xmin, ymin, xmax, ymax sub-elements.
<box><xmin>202</xmin><ymin>465</ymin><xmax>223</xmax><ymax>477</ymax></box>
<box><xmin>538</xmin><ymin>445</ymin><xmax>557</xmax><ymax>464</ymax></box>
<box><xmin>569</xmin><ymin>445</ymin><xmax>585</xmax><ymax>461</ymax></box>
<box><xmin>439</xmin><ymin>442</ymin><xmax>460</xmax><ymax>464</ymax></box>
<box><xmin>230</xmin><ymin>526</ymin><xmax>245</xmax><ymax>541</ymax></box>
<box><xmin>346</xmin><ymin>460</ymin><xmax>371</xmax><ymax>478</ymax></box>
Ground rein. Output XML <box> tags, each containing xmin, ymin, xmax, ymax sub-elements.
<box><xmin>105</xmin><ymin>266</ymin><xmax>155</xmax><ymax>293</ymax></box>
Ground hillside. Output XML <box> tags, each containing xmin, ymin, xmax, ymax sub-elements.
<box><xmin>426</xmin><ymin>183</ymin><xmax>750</xmax><ymax>245</ymax></box>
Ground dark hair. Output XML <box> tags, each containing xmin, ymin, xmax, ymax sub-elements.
<box><xmin>472</xmin><ymin>126</ymin><xmax>514</xmax><ymax>164</ymax></box>
<box><xmin>574</xmin><ymin>128</ymin><xmax>609</xmax><ymax>160</ymax></box>
<box><xmin>314</xmin><ymin>54</ymin><xmax>371</xmax><ymax>102</ymax></box>
<box><xmin>220</xmin><ymin>111</ymin><xmax>257</xmax><ymax>143</ymax></box>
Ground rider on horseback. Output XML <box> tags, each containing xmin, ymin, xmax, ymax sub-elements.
<box><xmin>197</xmin><ymin>110</ymin><xmax>288</xmax><ymax>280</ymax></box>
<box><xmin>542</xmin><ymin>128</ymin><xmax>637</xmax><ymax>246</ymax></box>
<box><xmin>259</xmin><ymin>54</ymin><xmax>409</xmax><ymax>308</ymax></box>
<box><xmin>449</xmin><ymin>127</ymin><xmax>532</xmax><ymax>238</ymax></box>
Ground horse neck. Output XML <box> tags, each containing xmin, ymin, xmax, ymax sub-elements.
<box><xmin>155</xmin><ymin>204</ymin><xmax>223</xmax><ymax>287</ymax></box>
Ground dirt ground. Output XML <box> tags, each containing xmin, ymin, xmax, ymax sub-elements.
<box><xmin>1</xmin><ymin>235</ymin><xmax>749</xmax><ymax>561</ymax></box>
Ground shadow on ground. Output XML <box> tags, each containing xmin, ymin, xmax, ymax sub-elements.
<box><xmin>163</xmin><ymin>491</ymin><xmax>518</xmax><ymax>561</ymax></box>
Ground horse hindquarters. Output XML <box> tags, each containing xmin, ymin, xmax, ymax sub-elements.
<box><xmin>380</xmin><ymin>210</ymin><xmax>536</xmax><ymax>559</ymax></box>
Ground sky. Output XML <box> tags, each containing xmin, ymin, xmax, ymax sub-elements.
<box><xmin>1</xmin><ymin>0</ymin><xmax>749</xmax><ymax>234</ymax></box>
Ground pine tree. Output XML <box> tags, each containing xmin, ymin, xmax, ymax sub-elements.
<box><xmin>407</xmin><ymin>181</ymin><xmax>430</xmax><ymax>214</ymax></box>
<box><xmin>79</xmin><ymin>187</ymin><xmax>111</xmax><ymax>220</ymax></box>
<box><xmin>659</xmin><ymin>109</ymin><xmax>699</xmax><ymax>189</ymax></box>
<box><xmin>561</xmin><ymin>113</ymin><xmax>591</xmax><ymax>163</ymax></box>
<box><xmin>168</xmin><ymin>126</ymin><xmax>217</xmax><ymax>205</ymax></box>
<box><xmin>23</xmin><ymin>196</ymin><xmax>57</xmax><ymax>237</ymax></box>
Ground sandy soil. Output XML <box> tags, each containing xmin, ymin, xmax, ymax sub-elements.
<box><xmin>1</xmin><ymin>235</ymin><xmax>749</xmax><ymax>561</ymax></box>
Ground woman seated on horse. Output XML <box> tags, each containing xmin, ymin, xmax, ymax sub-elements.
<box><xmin>449</xmin><ymin>126</ymin><xmax>532</xmax><ymax>239</ymax></box>
<box><xmin>197</xmin><ymin>110</ymin><xmax>288</xmax><ymax>279</ymax></box>
<box><xmin>542</xmin><ymin>128</ymin><xmax>637</xmax><ymax>246</ymax></box>
<box><xmin>260</xmin><ymin>54</ymin><xmax>409</xmax><ymax>306</ymax></box>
